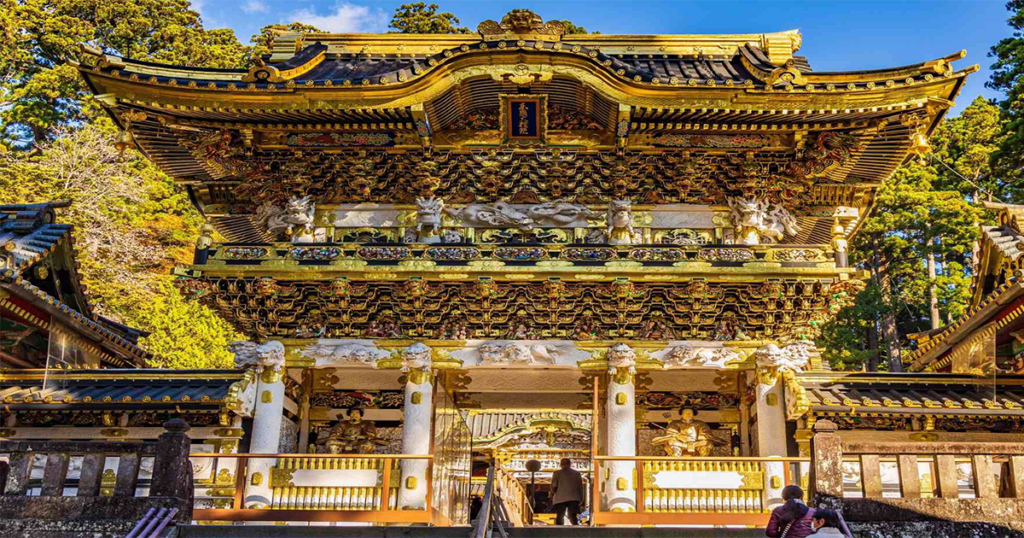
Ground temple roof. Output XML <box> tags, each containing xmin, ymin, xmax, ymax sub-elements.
<box><xmin>797</xmin><ymin>372</ymin><xmax>1024</xmax><ymax>417</ymax></box>
<box><xmin>0</xmin><ymin>203</ymin><xmax>151</xmax><ymax>367</ymax></box>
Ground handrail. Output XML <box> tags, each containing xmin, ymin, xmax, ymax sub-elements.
<box><xmin>189</xmin><ymin>453</ymin><xmax>433</xmax><ymax>459</ymax></box>
<box><xmin>472</xmin><ymin>466</ymin><xmax>496</xmax><ymax>538</ymax></box>
<box><xmin>594</xmin><ymin>455</ymin><xmax>810</xmax><ymax>462</ymax></box>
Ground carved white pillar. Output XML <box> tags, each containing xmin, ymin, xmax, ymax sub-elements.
<box><xmin>229</xmin><ymin>340</ymin><xmax>287</xmax><ymax>510</ymax></box>
<box><xmin>604</xmin><ymin>344</ymin><xmax>636</xmax><ymax>512</ymax></box>
<box><xmin>398</xmin><ymin>343</ymin><xmax>434</xmax><ymax>510</ymax></box>
<box><xmin>245</xmin><ymin>367</ymin><xmax>285</xmax><ymax>508</ymax></box>
<box><xmin>753</xmin><ymin>343</ymin><xmax>810</xmax><ymax>508</ymax></box>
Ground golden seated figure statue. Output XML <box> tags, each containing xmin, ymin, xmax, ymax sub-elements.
<box><xmin>319</xmin><ymin>408</ymin><xmax>387</xmax><ymax>454</ymax></box>
<box><xmin>651</xmin><ymin>408</ymin><xmax>716</xmax><ymax>457</ymax></box>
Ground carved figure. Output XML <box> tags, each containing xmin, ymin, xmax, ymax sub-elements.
<box><xmin>320</xmin><ymin>409</ymin><xmax>386</xmax><ymax>454</ymax></box>
<box><xmin>651</xmin><ymin>408</ymin><xmax>719</xmax><ymax>457</ymax></box>
<box><xmin>662</xmin><ymin>346</ymin><xmax>741</xmax><ymax>369</ymax></box>
<box><xmin>230</xmin><ymin>340</ymin><xmax>286</xmax><ymax>372</ymax></box>
<box><xmin>607</xmin><ymin>343</ymin><xmax>637</xmax><ymax>371</ymax></box>
<box><xmin>606</xmin><ymin>200</ymin><xmax>635</xmax><ymax>245</ymax></box>
<box><xmin>445</xmin><ymin>201</ymin><xmax>534</xmax><ymax>230</ymax></box>
<box><xmin>477</xmin><ymin>341</ymin><xmax>567</xmax><ymax>365</ymax></box>
<box><xmin>301</xmin><ymin>342</ymin><xmax>391</xmax><ymax>368</ymax></box>
<box><xmin>727</xmin><ymin>197</ymin><xmax>800</xmax><ymax>245</ymax></box>
<box><xmin>755</xmin><ymin>343</ymin><xmax>811</xmax><ymax>387</ymax></box>
<box><xmin>526</xmin><ymin>200</ymin><xmax>598</xmax><ymax>226</ymax></box>
<box><xmin>256</xmin><ymin>196</ymin><xmax>318</xmax><ymax>242</ymax></box>
<box><xmin>415</xmin><ymin>197</ymin><xmax>444</xmax><ymax>243</ymax></box>
<box><xmin>400</xmin><ymin>342</ymin><xmax>432</xmax><ymax>371</ymax></box>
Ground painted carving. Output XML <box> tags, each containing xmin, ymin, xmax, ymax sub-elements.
<box><xmin>607</xmin><ymin>343</ymin><xmax>637</xmax><ymax>383</ymax></box>
<box><xmin>444</xmin><ymin>200</ymin><xmax>597</xmax><ymax>230</ymax></box>
<box><xmin>651</xmin><ymin>408</ymin><xmax>719</xmax><ymax>457</ymax></box>
<box><xmin>606</xmin><ymin>199</ymin><xmax>636</xmax><ymax>245</ymax></box>
<box><xmin>727</xmin><ymin>197</ymin><xmax>800</xmax><ymax>245</ymax></box>
<box><xmin>256</xmin><ymin>196</ymin><xmax>319</xmax><ymax>242</ymax></box>
<box><xmin>476</xmin><ymin>341</ymin><xmax>569</xmax><ymax>365</ymax></box>
<box><xmin>446</xmin><ymin>201</ymin><xmax>533</xmax><ymax>230</ymax></box>
<box><xmin>318</xmin><ymin>409</ymin><xmax>387</xmax><ymax>454</ymax></box>
<box><xmin>661</xmin><ymin>346</ymin><xmax>742</xmax><ymax>369</ymax></box>
<box><xmin>415</xmin><ymin>197</ymin><xmax>444</xmax><ymax>243</ymax></box>
<box><xmin>400</xmin><ymin>342</ymin><xmax>433</xmax><ymax>372</ymax></box>
<box><xmin>300</xmin><ymin>341</ymin><xmax>391</xmax><ymax>367</ymax></box>
<box><xmin>230</xmin><ymin>340</ymin><xmax>286</xmax><ymax>381</ymax></box>
<box><xmin>755</xmin><ymin>342</ymin><xmax>811</xmax><ymax>386</ymax></box>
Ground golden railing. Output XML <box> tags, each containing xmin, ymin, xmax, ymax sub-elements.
<box><xmin>591</xmin><ymin>455</ymin><xmax>810</xmax><ymax>526</ymax></box>
<box><xmin>493</xmin><ymin>466</ymin><xmax>534</xmax><ymax>526</ymax></box>
<box><xmin>189</xmin><ymin>453</ymin><xmax>435</xmax><ymax>524</ymax></box>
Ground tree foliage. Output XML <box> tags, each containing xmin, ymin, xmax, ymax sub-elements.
<box><xmin>0</xmin><ymin>2</ymin><xmax>331</xmax><ymax>368</ymax></box>
<box><xmin>989</xmin><ymin>0</ymin><xmax>1024</xmax><ymax>196</ymax></box>
<box><xmin>389</xmin><ymin>3</ymin><xmax>470</xmax><ymax>34</ymax></box>
<box><xmin>817</xmin><ymin>98</ymin><xmax>1000</xmax><ymax>371</ymax></box>
<box><xmin>0</xmin><ymin>119</ymin><xmax>241</xmax><ymax>368</ymax></box>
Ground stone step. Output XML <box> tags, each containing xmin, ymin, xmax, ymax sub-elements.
<box><xmin>175</xmin><ymin>525</ymin><xmax>765</xmax><ymax>538</ymax></box>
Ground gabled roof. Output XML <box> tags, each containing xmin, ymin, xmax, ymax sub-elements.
<box><xmin>0</xmin><ymin>202</ymin><xmax>152</xmax><ymax>367</ymax></box>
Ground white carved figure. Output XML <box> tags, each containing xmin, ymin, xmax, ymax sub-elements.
<box><xmin>607</xmin><ymin>342</ymin><xmax>637</xmax><ymax>372</ymax></box>
<box><xmin>256</xmin><ymin>196</ymin><xmax>318</xmax><ymax>242</ymax></box>
<box><xmin>230</xmin><ymin>340</ymin><xmax>286</xmax><ymax>372</ymax></box>
<box><xmin>727</xmin><ymin>197</ymin><xmax>800</xmax><ymax>245</ymax></box>
<box><xmin>445</xmin><ymin>201</ymin><xmax>534</xmax><ymax>230</ymax></box>
<box><xmin>606</xmin><ymin>199</ymin><xmax>636</xmax><ymax>245</ymax></box>
<box><xmin>300</xmin><ymin>341</ymin><xmax>391</xmax><ymax>367</ymax></box>
<box><xmin>662</xmin><ymin>346</ymin><xmax>742</xmax><ymax>369</ymax></box>
<box><xmin>415</xmin><ymin>197</ymin><xmax>444</xmax><ymax>243</ymax></box>
<box><xmin>755</xmin><ymin>342</ymin><xmax>811</xmax><ymax>375</ymax></box>
<box><xmin>400</xmin><ymin>342</ymin><xmax>433</xmax><ymax>371</ymax></box>
<box><xmin>526</xmin><ymin>201</ymin><xmax>598</xmax><ymax>226</ymax></box>
<box><xmin>476</xmin><ymin>341</ymin><xmax>567</xmax><ymax>365</ymax></box>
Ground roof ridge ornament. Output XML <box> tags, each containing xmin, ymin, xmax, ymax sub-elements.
<box><xmin>477</xmin><ymin>9</ymin><xmax>566</xmax><ymax>41</ymax></box>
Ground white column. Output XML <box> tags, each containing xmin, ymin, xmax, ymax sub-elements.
<box><xmin>605</xmin><ymin>367</ymin><xmax>636</xmax><ymax>512</ymax></box>
<box><xmin>244</xmin><ymin>366</ymin><xmax>285</xmax><ymax>509</ymax></box>
<box><xmin>753</xmin><ymin>343</ymin><xmax>811</xmax><ymax>508</ymax></box>
<box><xmin>398</xmin><ymin>343</ymin><xmax>434</xmax><ymax>510</ymax></box>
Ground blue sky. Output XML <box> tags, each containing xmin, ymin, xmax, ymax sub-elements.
<box><xmin>192</xmin><ymin>0</ymin><xmax>1015</xmax><ymax>116</ymax></box>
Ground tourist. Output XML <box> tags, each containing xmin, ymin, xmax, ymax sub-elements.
<box><xmin>550</xmin><ymin>458</ymin><xmax>584</xmax><ymax>525</ymax></box>
<box><xmin>809</xmin><ymin>509</ymin><xmax>853</xmax><ymax>538</ymax></box>
<box><xmin>764</xmin><ymin>485</ymin><xmax>814</xmax><ymax>538</ymax></box>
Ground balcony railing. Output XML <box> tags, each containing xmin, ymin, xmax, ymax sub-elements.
<box><xmin>189</xmin><ymin>453</ymin><xmax>438</xmax><ymax>524</ymax></box>
<box><xmin>591</xmin><ymin>455</ymin><xmax>810</xmax><ymax>526</ymax></box>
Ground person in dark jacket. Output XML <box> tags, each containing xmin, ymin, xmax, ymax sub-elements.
<box><xmin>765</xmin><ymin>485</ymin><xmax>816</xmax><ymax>538</ymax></box>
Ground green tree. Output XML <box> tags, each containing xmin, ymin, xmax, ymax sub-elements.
<box><xmin>388</xmin><ymin>3</ymin><xmax>470</xmax><ymax>34</ymax></box>
<box><xmin>2</xmin><ymin>0</ymin><xmax>248</xmax><ymax>148</ymax></box>
<box><xmin>988</xmin><ymin>0</ymin><xmax>1024</xmax><ymax>199</ymax></box>
<box><xmin>818</xmin><ymin>162</ymin><xmax>984</xmax><ymax>371</ymax></box>
<box><xmin>559</xmin><ymin>20</ymin><xmax>598</xmax><ymax>35</ymax></box>
<box><xmin>248</xmin><ymin>22</ymin><xmax>322</xmax><ymax>63</ymax></box>
<box><xmin>0</xmin><ymin>119</ymin><xmax>240</xmax><ymax>368</ymax></box>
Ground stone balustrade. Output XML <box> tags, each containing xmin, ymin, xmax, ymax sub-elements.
<box><xmin>0</xmin><ymin>419</ymin><xmax>193</xmax><ymax>538</ymax></box>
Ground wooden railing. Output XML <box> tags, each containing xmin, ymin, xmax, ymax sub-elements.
<box><xmin>189</xmin><ymin>453</ymin><xmax>436</xmax><ymax>524</ymax></box>
<box><xmin>591</xmin><ymin>455</ymin><xmax>810</xmax><ymax>526</ymax></box>
<box><xmin>492</xmin><ymin>466</ymin><xmax>533</xmax><ymax>526</ymax></box>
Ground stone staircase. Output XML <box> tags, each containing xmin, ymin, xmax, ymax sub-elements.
<box><xmin>174</xmin><ymin>526</ymin><xmax>766</xmax><ymax>538</ymax></box>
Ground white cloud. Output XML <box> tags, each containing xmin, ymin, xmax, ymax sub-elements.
<box><xmin>242</xmin><ymin>0</ymin><xmax>269</xmax><ymax>14</ymax></box>
<box><xmin>289</xmin><ymin>2</ymin><xmax>389</xmax><ymax>33</ymax></box>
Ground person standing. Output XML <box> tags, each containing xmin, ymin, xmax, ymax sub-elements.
<box><xmin>550</xmin><ymin>458</ymin><xmax>584</xmax><ymax>525</ymax></box>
